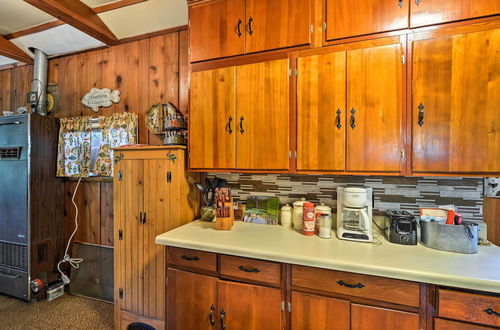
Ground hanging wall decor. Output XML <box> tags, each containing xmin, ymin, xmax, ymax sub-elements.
<box><xmin>82</xmin><ymin>88</ymin><xmax>120</xmax><ymax>112</ymax></box>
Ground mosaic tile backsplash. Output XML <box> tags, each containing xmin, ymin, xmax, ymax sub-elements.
<box><xmin>208</xmin><ymin>174</ymin><xmax>487</xmax><ymax>222</ymax></box>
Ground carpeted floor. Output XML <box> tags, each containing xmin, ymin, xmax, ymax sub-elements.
<box><xmin>0</xmin><ymin>293</ymin><xmax>113</xmax><ymax>330</ymax></box>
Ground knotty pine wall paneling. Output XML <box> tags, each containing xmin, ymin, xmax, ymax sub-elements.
<box><xmin>0</xmin><ymin>29</ymin><xmax>188</xmax><ymax>247</ymax></box>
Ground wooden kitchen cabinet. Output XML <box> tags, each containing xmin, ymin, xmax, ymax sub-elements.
<box><xmin>189</xmin><ymin>0</ymin><xmax>245</xmax><ymax>62</ymax></box>
<box><xmin>188</xmin><ymin>0</ymin><xmax>312</xmax><ymax>62</ymax></box>
<box><xmin>351</xmin><ymin>304</ymin><xmax>420</xmax><ymax>330</ymax></box>
<box><xmin>218</xmin><ymin>280</ymin><xmax>283</xmax><ymax>330</ymax></box>
<box><xmin>245</xmin><ymin>0</ymin><xmax>311</xmax><ymax>53</ymax></box>
<box><xmin>410</xmin><ymin>0</ymin><xmax>500</xmax><ymax>28</ymax></box>
<box><xmin>113</xmin><ymin>147</ymin><xmax>199</xmax><ymax>329</ymax></box>
<box><xmin>346</xmin><ymin>38</ymin><xmax>405</xmax><ymax>173</ymax></box>
<box><xmin>189</xmin><ymin>67</ymin><xmax>236</xmax><ymax>169</ymax></box>
<box><xmin>189</xmin><ymin>59</ymin><xmax>290</xmax><ymax>171</ymax></box>
<box><xmin>291</xmin><ymin>291</ymin><xmax>350</xmax><ymax>330</ymax></box>
<box><xmin>325</xmin><ymin>0</ymin><xmax>409</xmax><ymax>40</ymax></box>
<box><xmin>297</xmin><ymin>37</ymin><xmax>405</xmax><ymax>173</ymax></box>
<box><xmin>236</xmin><ymin>59</ymin><xmax>290</xmax><ymax>170</ymax></box>
<box><xmin>297</xmin><ymin>50</ymin><xmax>346</xmax><ymax>171</ymax></box>
<box><xmin>412</xmin><ymin>25</ymin><xmax>500</xmax><ymax>174</ymax></box>
<box><xmin>166</xmin><ymin>268</ymin><xmax>218</xmax><ymax>330</ymax></box>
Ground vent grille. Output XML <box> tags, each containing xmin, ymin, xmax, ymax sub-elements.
<box><xmin>0</xmin><ymin>147</ymin><xmax>21</xmax><ymax>159</ymax></box>
<box><xmin>0</xmin><ymin>242</ymin><xmax>27</xmax><ymax>270</ymax></box>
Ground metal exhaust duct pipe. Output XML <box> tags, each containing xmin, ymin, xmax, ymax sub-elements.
<box><xmin>29</xmin><ymin>47</ymin><xmax>48</xmax><ymax>115</ymax></box>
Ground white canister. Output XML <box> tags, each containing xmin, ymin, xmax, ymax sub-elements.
<box><xmin>292</xmin><ymin>198</ymin><xmax>307</xmax><ymax>230</ymax></box>
<box><xmin>280</xmin><ymin>204</ymin><xmax>292</xmax><ymax>228</ymax></box>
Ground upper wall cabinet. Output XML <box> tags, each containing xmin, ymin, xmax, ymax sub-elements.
<box><xmin>189</xmin><ymin>0</ymin><xmax>246</xmax><ymax>62</ymax></box>
<box><xmin>325</xmin><ymin>0</ymin><xmax>409</xmax><ymax>40</ymax></box>
<box><xmin>189</xmin><ymin>0</ymin><xmax>312</xmax><ymax>62</ymax></box>
<box><xmin>189</xmin><ymin>59</ymin><xmax>290</xmax><ymax>171</ymax></box>
<box><xmin>412</xmin><ymin>25</ymin><xmax>500</xmax><ymax>174</ymax></box>
<box><xmin>410</xmin><ymin>0</ymin><xmax>500</xmax><ymax>28</ymax></box>
<box><xmin>297</xmin><ymin>37</ymin><xmax>405</xmax><ymax>174</ymax></box>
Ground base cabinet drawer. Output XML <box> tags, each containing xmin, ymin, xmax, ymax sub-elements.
<box><xmin>351</xmin><ymin>304</ymin><xmax>419</xmax><ymax>330</ymax></box>
<box><xmin>292</xmin><ymin>265</ymin><xmax>421</xmax><ymax>307</ymax></box>
<box><xmin>435</xmin><ymin>318</ymin><xmax>498</xmax><ymax>330</ymax></box>
<box><xmin>166</xmin><ymin>247</ymin><xmax>217</xmax><ymax>272</ymax></box>
<box><xmin>438</xmin><ymin>289</ymin><xmax>500</xmax><ymax>328</ymax></box>
<box><xmin>220</xmin><ymin>255</ymin><xmax>281</xmax><ymax>286</ymax></box>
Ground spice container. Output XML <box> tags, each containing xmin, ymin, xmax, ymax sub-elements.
<box><xmin>302</xmin><ymin>202</ymin><xmax>315</xmax><ymax>236</ymax></box>
<box><xmin>317</xmin><ymin>213</ymin><xmax>332</xmax><ymax>239</ymax></box>
<box><xmin>280</xmin><ymin>204</ymin><xmax>292</xmax><ymax>228</ymax></box>
<box><xmin>292</xmin><ymin>198</ymin><xmax>307</xmax><ymax>230</ymax></box>
<box><xmin>314</xmin><ymin>203</ymin><xmax>332</xmax><ymax>234</ymax></box>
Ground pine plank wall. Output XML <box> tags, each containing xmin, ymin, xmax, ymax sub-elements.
<box><xmin>0</xmin><ymin>28</ymin><xmax>189</xmax><ymax>247</ymax></box>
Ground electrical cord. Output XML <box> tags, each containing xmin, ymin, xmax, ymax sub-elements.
<box><xmin>57</xmin><ymin>177</ymin><xmax>84</xmax><ymax>285</ymax></box>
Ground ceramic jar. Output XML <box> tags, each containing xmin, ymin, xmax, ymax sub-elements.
<box><xmin>292</xmin><ymin>198</ymin><xmax>307</xmax><ymax>230</ymax></box>
<box><xmin>280</xmin><ymin>204</ymin><xmax>292</xmax><ymax>228</ymax></box>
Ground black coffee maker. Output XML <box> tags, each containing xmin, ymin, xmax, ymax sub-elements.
<box><xmin>385</xmin><ymin>210</ymin><xmax>418</xmax><ymax>245</ymax></box>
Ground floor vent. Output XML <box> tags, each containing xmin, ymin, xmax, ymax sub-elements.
<box><xmin>0</xmin><ymin>242</ymin><xmax>28</xmax><ymax>270</ymax></box>
<box><xmin>0</xmin><ymin>147</ymin><xmax>22</xmax><ymax>159</ymax></box>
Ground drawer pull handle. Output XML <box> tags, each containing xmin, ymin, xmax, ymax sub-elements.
<box><xmin>181</xmin><ymin>255</ymin><xmax>199</xmax><ymax>261</ymax></box>
<box><xmin>238</xmin><ymin>265</ymin><xmax>260</xmax><ymax>273</ymax></box>
<box><xmin>484</xmin><ymin>308</ymin><xmax>500</xmax><ymax>317</ymax></box>
<box><xmin>337</xmin><ymin>280</ymin><xmax>365</xmax><ymax>289</ymax></box>
<box><xmin>209</xmin><ymin>304</ymin><xmax>215</xmax><ymax>326</ymax></box>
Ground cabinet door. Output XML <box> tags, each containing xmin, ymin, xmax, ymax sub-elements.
<box><xmin>297</xmin><ymin>50</ymin><xmax>346</xmax><ymax>171</ymax></box>
<box><xmin>218</xmin><ymin>280</ymin><xmax>283</xmax><ymax>330</ymax></box>
<box><xmin>411</xmin><ymin>0</ymin><xmax>500</xmax><ymax>28</ymax></box>
<box><xmin>167</xmin><ymin>268</ymin><xmax>218</xmax><ymax>330</ymax></box>
<box><xmin>326</xmin><ymin>0</ymin><xmax>408</xmax><ymax>40</ymax></box>
<box><xmin>351</xmin><ymin>304</ymin><xmax>419</xmax><ymax>330</ymax></box>
<box><xmin>245</xmin><ymin>0</ymin><xmax>311</xmax><ymax>53</ymax></box>
<box><xmin>346</xmin><ymin>41</ymin><xmax>404</xmax><ymax>172</ymax></box>
<box><xmin>412</xmin><ymin>28</ymin><xmax>500</xmax><ymax>173</ymax></box>
<box><xmin>117</xmin><ymin>159</ymin><xmax>145</xmax><ymax>316</ymax></box>
<box><xmin>143</xmin><ymin>159</ymin><xmax>170</xmax><ymax>320</ymax></box>
<box><xmin>236</xmin><ymin>59</ymin><xmax>290</xmax><ymax>170</ymax></box>
<box><xmin>291</xmin><ymin>292</ymin><xmax>350</xmax><ymax>330</ymax></box>
<box><xmin>190</xmin><ymin>67</ymin><xmax>236</xmax><ymax>169</ymax></box>
<box><xmin>189</xmin><ymin>0</ymin><xmax>245</xmax><ymax>62</ymax></box>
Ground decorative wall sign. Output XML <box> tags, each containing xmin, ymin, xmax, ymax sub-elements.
<box><xmin>82</xmin><ymin>88</ymin><xmax>120</xmax><ymax>112</ymax></box>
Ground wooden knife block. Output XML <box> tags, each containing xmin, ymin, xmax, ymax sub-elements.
<box><xmin>215</xmin><ymin>193</ymin><xmax>234</xmax><ymax>230</ymax></box>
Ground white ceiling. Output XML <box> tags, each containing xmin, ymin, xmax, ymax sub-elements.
<box><xmin>0</xmin><ymin>0</ymin><xmax>188</xmax><ymax>65</ymax></box>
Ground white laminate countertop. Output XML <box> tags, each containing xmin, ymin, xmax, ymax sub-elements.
<box><xmin>156</xmin><ymin>221</ymin><xmax>500</xmax><ymax>293</ymax></box>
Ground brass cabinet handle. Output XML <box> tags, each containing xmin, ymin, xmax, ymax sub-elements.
<box><xmin>337</xmin><ymin>280</ymin><xmax>365</xmax><ymax>289</ymax></box>
<box><xmin>247</xmin><ymin>17</ymin><xmax>254</xmax><ymax>35</ymax></box>
<box><xmin>237</xmin><ymin>19</ymin><xmax>242</xmax><ymax>37</ymax></box>
<box><xmin>238</xmin><ymin>265</ymin><xmax>260</xmax><ymax>273</ymax></box>
<box><xmin>350</xmin><ymin>108</ymin><xmax>356</xmax><ymax>129</ymax></box>
<box><xmin>483</xmin><ymin>308</ymin><xmax>500</xmax><ymax>317</ymax></box>
<box><xmin>336</xmin><ymin>109</ymin><xmax>342</xmax><ymax>129</ymax></box>
<box><xmin>220</xmin><ymin>310</ymin><xmax>226</xmax><ymax>329</ymax></box>
<box><xmin>239</xmin><ymin>116</ymin><xmax>245</xmax><ymax>134</ymax></box>
<box><xmin>418</xmin><ymin>103</ymin><xmax>425</xmax><ymax>127</ymax></box>
<box><xmin>209</xmin><ymin>305</ymin><xmax>215</xmax><ymax>326</ymax></box>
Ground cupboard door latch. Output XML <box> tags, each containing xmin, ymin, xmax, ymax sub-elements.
<box><xmin>118</xmin><ymin>229</ymin><xmax>123</xmax><ymax>240</ymax></box>
<box><xmin>167</xmin><ymin>171</ymin><xmax>172</xmax><ymax>182</ymax></box>
<box><xmin>118</xmin><ymin>170</ymin><xmax>123</xmax><ymax>181</ymax></box>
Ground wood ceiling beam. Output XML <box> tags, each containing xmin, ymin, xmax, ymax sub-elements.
<box><xmin>0</xmin><ymin>35</ymin><xmax>33</xmax><ymax>64</ymax></box>
<box><xmin>23</xmin><ymin>0</ymin><xmax>119</xmax><ymax>46</ymax></box>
